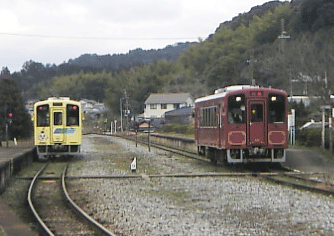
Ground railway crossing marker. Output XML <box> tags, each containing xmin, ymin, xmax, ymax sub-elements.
<box><xmin>131</xmin><ymin>158</ymin><xmax>136</xmax><ymax>172</ymax></box>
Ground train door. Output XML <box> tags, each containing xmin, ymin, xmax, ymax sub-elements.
<box><xmin>51</xmin><ymin>109</ymin><xmax>65</xmax><ymax>143</ymax></box>
<box><xmin>247</xmin><ymin>101</ymin><xmax>266</xmax><ymax>146</ymax></box>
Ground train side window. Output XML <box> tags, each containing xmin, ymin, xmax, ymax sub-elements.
<box><xmin>268</xmin><ymin>94</ymin><xmax>285</xmax><ymax>123</ymax></box>
<box><xmin>67</xmin><ymin>104</ymin><xmax>79</xmax><ymax>126</ymax></box>
<box><xmin>228</xmin><ymin>94</ymin><xmax>246</xmax><ymax>124</ymax></box>
<box><xmin>37</xmin><ymin>105</ymin><xmax>49</xmax><ymax>127</ymax></box>
<box><xmin>199</xmin><ymin>107</ymin><xmax>217</xmax><ymax>127</ymax></box>
<box><xmin>251</xmin><ymin>104</ymin><xmax>263</xmax><ymax>122</ymax></box>
<box><xmin>54</xmin><ymin>112</ymin><xmax>62</xmax><ymax>125</ymax></box>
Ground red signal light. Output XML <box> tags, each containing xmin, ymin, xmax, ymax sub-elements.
<box><xmin>8</xmin><ymin>113</ymin><xmax>13</xmax><ymax>118</ymax></box>
<box><xmin>72</xmin><ymin>105</ymin><xmax>77</xmax><ymax>110</ymax></box>
<box><xmin>38</xmin><ymin>106</ymin><xmax>43</xmax><ymax>110</ymax></box>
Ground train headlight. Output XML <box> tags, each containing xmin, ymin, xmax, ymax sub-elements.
<box><xmin>271</xmin><ymin>96</ymin><xmax>277</xmax><ymax>102</ymax></box>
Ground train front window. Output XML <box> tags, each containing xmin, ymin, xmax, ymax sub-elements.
<box><xmin>251</xmin><ymin>104</ymin><xmax>263</xmax><ymax>122</ymax></box>
<box><xmin>54</xmin><ymin>112</ymin><xmax>62</xmax><ymax>125</ymax></box>
<box><xmin>228</xmin><ymin>94</ymin><xmax>246</xmax><ymax>124</ymax></box>
<box><xmin>37</xmin><ymin>105</ymin><xmax>49</xmax><ymax>127</ymax></box>
<box><xmin>268</xmin><ymin>94</ymin><xmax>285</xmax><ymax>123</ymax></box>
<box><xmin>67</xmin><ymin>104</ymin><xmax>79</xmax><ymax>126</ymax></box>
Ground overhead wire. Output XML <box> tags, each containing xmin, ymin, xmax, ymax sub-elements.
<box><xmin>0</xmin><ymin>32</ymin><xmax>198</xmax><ymax>41</ymax></box>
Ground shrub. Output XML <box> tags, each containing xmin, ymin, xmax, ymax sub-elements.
<box><xmin>162</xmin><ymin>123</ymin><xmax>194</xmax><ymax>135</ymax></box>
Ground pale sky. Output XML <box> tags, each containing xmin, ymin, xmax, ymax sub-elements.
<box><xmin>0</xmin><ymin>0</ymin><xmax>285</xmax><ymax>72</ymax></box>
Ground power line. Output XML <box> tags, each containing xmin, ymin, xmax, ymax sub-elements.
<box><xmin>0</xmin><ymin>32</ymin><xmax>198</xmax><ymax>41</ymax></box>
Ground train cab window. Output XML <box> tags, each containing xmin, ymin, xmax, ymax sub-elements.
<box><xmin>37</xmin><ymin>105</ymin><xmax>49</xmax><ymax>127</ymax></box>
<box><xmin>66</xmin><ymin>104</ymin><xmax>79</xmax><ymax>126</ymax></box>
<box><xmin>251</xmin><ymin>104</ymin><xmax>263</xmax><ymax>122</ymax></box>
<box><xmin>228</xmin><ymin>94</ymin><xmax>246</xmax><ymax>124</ymax></box>
<box><xmin>54</xmin><ymin>112</ymin><xmax>62</xmax><ymax>125</ymax></box>
<box><xmin>268</xmin><ymin>94</ymin><xmax>285</xmax><ymax>123</ymax></box>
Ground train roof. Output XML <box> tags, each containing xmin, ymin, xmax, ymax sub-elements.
<box><xmin>195</xmin><ymin>85</ymin><xmax>287</xmax><ymax>103</ymax></box>
<box><xmin>34</xmin><ymin>97</ymin><xmax>80</xmax><ymax>107</ymax></box>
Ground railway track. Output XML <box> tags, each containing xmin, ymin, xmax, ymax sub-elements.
<box><xmin>27</xmin><ymin>162</ymin><xmax>115</xmax><ymax>236</ymax></box>
<box><xmin>115</xmin><ymin>133</ymin><xmax>210</xmax><ymax>163</ymax></box>
<box><xmin>19</xmin><ymin>134</ymin><xmax>333</xmax><ymax>235</ymax></box>
<box><xmin>114</xmin><ymin>133</ymin><xmax>334</xmax><ymax>196</ymax></box>
<box><xmin>261</xmin><ymin>172</ymin><xmax>334</xmax><ymax>196</ymax></box>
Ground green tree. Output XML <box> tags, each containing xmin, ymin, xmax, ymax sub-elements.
<box><xmin>301</xmin><ymin>0</ymin><xmax>334</xmax><ymax>32</ymax></box>
<box><xmin>0</xmin><ymin>76</ymin><xmax>32</xmax><ymax>140</ymax></box>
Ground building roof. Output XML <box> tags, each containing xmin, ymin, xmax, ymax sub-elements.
<box><xmin>145</xmin><ymin>93</ymin><xmax>193</xmax><ymax>104</ymax></box>
<box><xmin>165</xmin><ymin>107</ymin><xmax>194</xmax><ymax>116</ymax></box>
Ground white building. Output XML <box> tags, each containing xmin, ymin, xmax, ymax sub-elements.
<box><xmin>79</xmin><ymin>99</ymin><xmax>106</xmax><ymax>119</ymax></box>
<box><xmin>144</xmin><ymin>93</ymin><xmax>194</xmax><ymax>119</ymax></box>
<box><xmin>288</xmin><ymin>96</ymin><xmax>323</xmax><ymax>106</ymax></box>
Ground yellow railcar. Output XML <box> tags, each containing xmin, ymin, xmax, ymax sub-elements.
<box><xmin>32</xmin><ymin>97</ymin><xmax>83</xmax><ymax>160</ymax></box>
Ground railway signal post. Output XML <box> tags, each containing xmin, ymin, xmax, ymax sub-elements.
<box><xmin>5</xmin><ymin>107</ymin><xmax>15</xmax><ymax>148</ymax></box>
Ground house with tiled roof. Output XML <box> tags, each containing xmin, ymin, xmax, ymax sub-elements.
<box><xmin>165</xmin><ymin>106</ymin><xmax>194</xmax><ymax>125</ymax></box>
<box><xmin>144</xmin><ymin>93</ymin><xmax>194</xmax><ymax>119</ymax></box>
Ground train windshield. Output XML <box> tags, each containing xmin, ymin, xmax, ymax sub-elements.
<box><xmin>37</xmin><ymin>105</ymin><xmax>50</xmax><ymax>127</ymax></box>
<box><xmin>268</xmin><ymin>94</ymin><xmax>285</xmax><ymax>123</ymax></box>
<box><xmin>66</xmin><ymin>104</ymin><xmax>80</xmax><ymax>126</ymax></box>
<box><xmin>228</xmin><ymin>94</ymin><xmax>246</xmax><ymax>124</ymax></box>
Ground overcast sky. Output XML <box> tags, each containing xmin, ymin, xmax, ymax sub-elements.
<box><xmin>0</xmin><ymin>0</ymin><xmax>284</xmax><ymax>72</ymax></box>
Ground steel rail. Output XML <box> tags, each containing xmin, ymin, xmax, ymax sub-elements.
<box><xmin>116</xmin><ymin>134</ymin><xmax>210</xmax><ymax>163</ymax></box>
<box><xmin>27</xmin><ymin>163</ymin><xmax>55</xmax><ymax>236</ymax></box>
<box><xmin>61</xmin><ymin>164</ymin><xmax>116</xmax><ymax>236</ymax></box>
<box><xmin>262</xmin><ymin>174</ymin><xmax>334</xmax><ymax>196</ymax></box>
<box><xmin>283</xmin><ymin>173</ymin><xmax>334</xmax><ymax>187</ymax></box>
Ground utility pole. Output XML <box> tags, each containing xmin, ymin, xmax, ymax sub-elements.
<box><xmin>124</xmin><ymin>90</ymin><xmax>130</xmax><ymax>133</ymax></box>
<box><xmin>278</xmin><ymin>19</ymin><xmax>291</xmax><ymax>94</ymax></box>
<box><xmin>330</xmin><ymin>108</ymin><xmax>333</xmax><ymax>154</ymax></box>
<box><xmin>120</xmin><ymin>98</ymin><xmax>123</xmax><ymax>132</ymax></box>
<box><xmin>120</xmin><ymin>90</ymin><xmax>130</xmax><ymax>133</ymax></box>
<box><xmin>247</xmin><ymin>49</ymin><xmax>257</xmax><ymax>86</ymax></box>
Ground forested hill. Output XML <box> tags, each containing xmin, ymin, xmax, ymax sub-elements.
<box><xmin>215</xmin><ymin>0</ymin><xmax>285</xmax><ymax>32</ymax></box>
<box><xmin>67</xmin><ymin>42</ymin><xmax>196</xmax><ymax>69</ymax></box>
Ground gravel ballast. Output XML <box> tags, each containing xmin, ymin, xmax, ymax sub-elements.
<box><xmin>68</xmin><ymin>135</ymin><xmax>334</xmax><ymax>235</ymax></box>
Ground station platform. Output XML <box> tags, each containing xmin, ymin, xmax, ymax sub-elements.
<box><xmin>0</xmin><ymin>197</ymin><xmax>37</xmax><ymax>236</ymax></box>
<box><xmin>0</xmin><ymin>140</ymin><xmax>37</xmax><ymax>236</ymax></box>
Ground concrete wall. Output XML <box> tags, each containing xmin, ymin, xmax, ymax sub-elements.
<box><xmin>0</xmin><ymin>149</ymin><xmax>34</xmax><ymax>194</ymax></box>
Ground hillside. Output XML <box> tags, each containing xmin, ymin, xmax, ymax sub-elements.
<box><xmin>67</xmin><ymin>42</ymin><xmax>196</xmax><ymax>69</ymax></box>
<box><xmin>10</xmin><ymin>42</ymin><xmax>196</xmax><ymax>98</ymax></box>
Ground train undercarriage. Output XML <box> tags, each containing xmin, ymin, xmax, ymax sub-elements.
<box><xmin>35</xmin><ymin>144</ymin><xmax>81</xmax><ymax>160</ymax></box>
<box><xmin>198</xmin><ymin>146</ymin><xmax>286</xmax><ymax>164</ymax></box>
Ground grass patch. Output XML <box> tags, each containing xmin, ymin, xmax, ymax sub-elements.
<box><xmin>0</xmin><ymin>227</ymin><xmax>7</xmax><ymax>236</ymax></box>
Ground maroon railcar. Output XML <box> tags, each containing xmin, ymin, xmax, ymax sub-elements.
<box><xmin>195</xmin><ymin>85</ymin><xmax>288</xmax><ymax>163</ymax></box>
